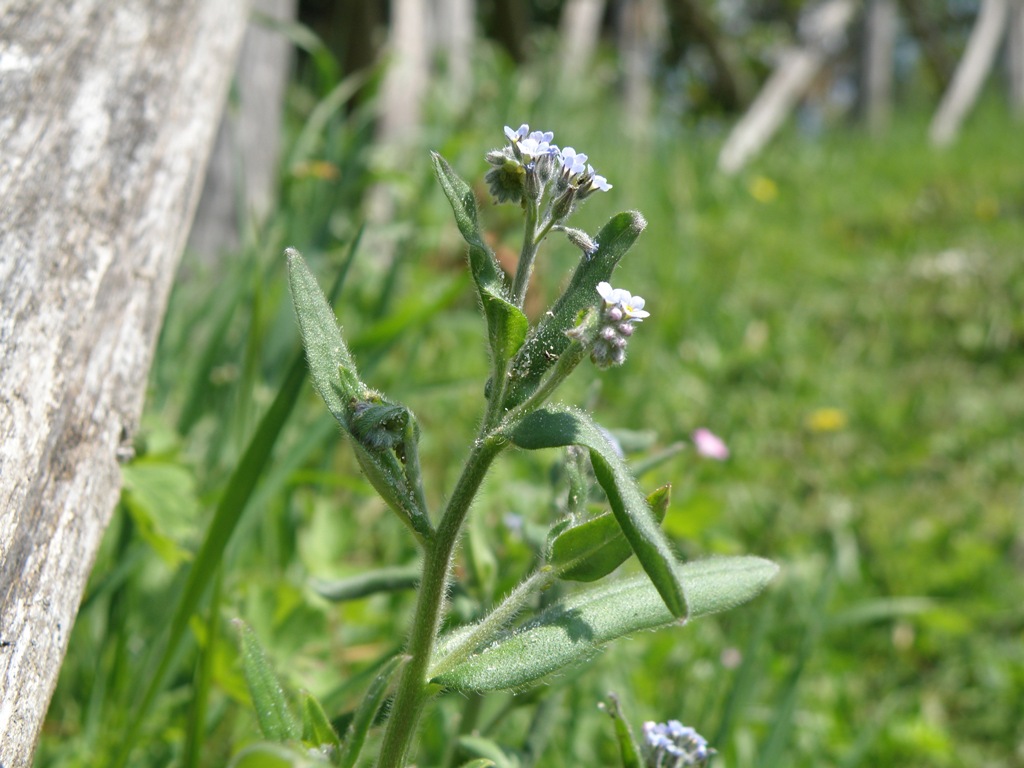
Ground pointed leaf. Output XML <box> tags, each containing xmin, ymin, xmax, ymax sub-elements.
<box><xmin>338</xmin><ymin>655</ymin><xmax>404</xmax><ymax>768</ymax></box>
<box><xmin>301</xmin><ymin>691</ymin><xmax>341</xmax><ymax>752</ymax></box>
<box><xmin>551</xmin><ymin>486</ymin><xmax>670</xmax><ymax>582</ymax></box>
<box><xmin>433</xmin><ymin>557</ymin><xmax>778</xmax><ymax>691</ymax></box>
<box><xmin>604</xmin><ymin>694</ymin><xmax>643</xmax><ymax>768</ymax></box>
<box><xmin>286</xmin><ymin>248</ymin><xmax>365</xmax><ymax>424</ymax></box>
<box><xmin>505</xmin><ymin>212</ymin><xmax>646</xmax><ymax>407</ymax></box>
<box><xmin>509</xmin><ymin>407</ymin><xmax>687</xmax><ymax>618</ymax></box>
<box><xmin>459</xmin><ymin>761</ymin><xmax>497</xmax><ymax>768</ymax></box>
<box><xmin>287</xmin><ymin>250</ymin><xmax>430</xmax><ymax>541</ymax></box>
<box><xmin>431</xmin><ymin>152</ymin><xmax>528</xmax><ymax>368</ymax></box>
<box><xmin>235</xmin><ymin>620</ymin><xmax>301</xmax><ymax>742</ymax></box>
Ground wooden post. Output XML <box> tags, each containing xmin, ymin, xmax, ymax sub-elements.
<box><xmin>718</xmin><ymin>0</ymin><xmax>858</xmax><ymax>174</ymax></box>
<box><xmin>1007</xmin><ymin>0</ymin><xmax>1024</xmax><ymax>119</ymax></box>
<box><xmin>559</xmin><ymin>0</ymin><xmax>608</xmax><ymax>81</ymax></box>
<box><xmin>929</xmin><ymin>0</ymin><xmax>1009</xmax><ymax>146</ymax></box>
<box><xmin>187</xmin><ymin>0</ymin><xmax>298</xmax><ymax>259</ymax></box>
<box><xmin>437</xmin><ymin>0</ymin><xmax>475</xmax><ymax>109</ymax></box>
<box><xmin>863</xmin><ymin>0</ymin><xmax>897</xmax><ymax>134</ymax></box>
<box><xmin>0</xmin><ymin>2</ymin><xmax>247</xmax><ymax>765</ymax></box>
<box><xmin>618</xmin><ymin>0</ymin><xmax>666</xmax><ymax>137</ymax></box>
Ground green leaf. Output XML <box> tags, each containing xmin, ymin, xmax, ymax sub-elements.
<box><xmin>458</xmin><ymin>760</ymin><xmax>498</xmax><ymax>768</ymax></box>
<box><xmin>431</xmin><ymin>152</ymin><xmax>529</xmax><ymax>370</ymax></box>
<box><xmin>509</xmin><ymin>407</ymin><xmax>687</xmax><ymax>618</ymax></box>
<box><xmin>603</xmin><ymin>694</ymin><xmax>643</xmax><ymax>768</ymax></box>
<box><xmin>286</xmin><ymin>248</ymin><xmax>365</xmax><ymax>423</ymax></box>
<box><xmin>120</xmin><ymin>459</ymin><xmax>200</xmax><ymax>568</ymax></box>
<box><xmin>457</xmin><ymin>736</ymin><xmax>519</xmax><ymax>768</ymax></box>
<box><xmin>551</xmin><ymin>485</ymin><xmax>671</xmax><ymax>582</ymax></box>
<box><xmin>338</xmin><ymin>655</ymin><xmax>404</xmax><ymax>768</ymax></box>
<box><xmin>433</xmin><ymin>557</ymin><xmax>777</xmax><ymax>692</ymax></box>
<box><xmin>228</xmin><ymin>742</ymin><xmax>331</xmax><ymax>768</ymax></box>
<box><xmin>235</xmin><ymin>620</ymin><xmax>301</xmax><ymax>742</ymax></box>
<box><xmin>287</xmin><ymin>249</ymin><xmax>431</xmax><ymax>542</ymax></box>
<box><xmin>301</xmin><ymin>691</ymin><xmax>341</xmax><ymax>752</ymax></box>
<box><xmin>310</xmin><ymin>564</ymin><xmax>421</xmax><ymax>602</ymax></box>
<box><xmin>504</xmin><ymin>212</ymin><xmax>646</xmax><ymax>407</ymax></box>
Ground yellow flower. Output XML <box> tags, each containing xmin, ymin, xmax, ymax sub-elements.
<box><xmin>749</xmin><ymin>175</ymin><xmax>778</xmax><ymax>203</ymax></box>
<box><xmin>807</xmin><ymin>407</ymin><xmax>847</xmax><ymax>432</ymax></box>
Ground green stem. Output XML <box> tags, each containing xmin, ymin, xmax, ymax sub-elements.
<box><xmin>502</xmin><ymin>339</ymin><xmax>589</xmax><ymax>427</ymax></box>
<box><xmin>510</xmin><ymin>200</ymin><xmax>540</xmax><ymax>307</ymax></box>
<box><xmin>376</xmin><ymin>435</ymin><xmax>505</xmax><ymax>768</ymax></box>
<box><xmin>428</xmin><ymin>566</ymin><xmax>557</xmax><ymax>680</ymax></box>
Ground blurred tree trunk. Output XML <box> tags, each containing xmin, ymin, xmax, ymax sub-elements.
<box><xmin>559</xmin><ymin>0</ymin><xmax>607</xmax><ymax>80</ymax></box>
<box><xmin>862</xmin><ymin>0</ymin><xmax>896</xmax><ymax>134</ymax></box>
<box><xmin>0</xmin><ymin>2</ymin><xmax>246</xmax><ymax>765</ymax></box>
<box><xmin>718</xmin><ymin>0</ymin><xmax>858</xmax><ymax>174</ymax></box>
<box><xmin>1008</xmin><ymin>0</ymin><xmax>1024</xmax><ymax>119</ymax></box>
<box><xmin>897</xmin><ymin>0</ymin><xmax>957</xmax><ymax>89</ymax></box>
<box><xmin>666</xmin><ymin>0</ymin><xmax>752</xmax><ymax>110</ymax></box>
<box><xmin>187</xmin><ymin>0</ymin><xmax>297</xmax><ymax>259</ymax></box>
<box><xmin>618</xmin><ymin>0</ymin><xmax>666</xmax><ymax>136</ymax></box>
<box><xmin>929</xmin><ymin>0</ymin><xmax>1008</xmax><ymax>146</ymax></box>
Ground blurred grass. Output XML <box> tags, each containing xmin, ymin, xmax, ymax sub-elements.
<box><xmin>37</xmin><ymin>37</ymin><xmax>1024</xmax><ymax>768</ymax></box>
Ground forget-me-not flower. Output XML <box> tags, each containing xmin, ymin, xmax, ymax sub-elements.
<box><xmin>642</xmin><ymin>720</ymin><xmax>714</xmax><ymax>767</ymax></box>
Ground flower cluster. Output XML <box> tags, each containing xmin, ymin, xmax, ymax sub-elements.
<box><xmin>642</xmin><ymin>720</ymin><xmax>714</xmax><ymax>768</ymax></box>
<box><xmin>590</xmin><ymin>281</ymin><xmax>649</xmax><ymax>369</ymax></box>
<box><xmin>485</xmin><ymin>123</ymin><xmax>612</xmax><ymax>211</ymax></box>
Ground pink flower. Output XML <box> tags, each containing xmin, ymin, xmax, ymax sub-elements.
<box><xmin>692</xmin><ymin>428</ymin><xmax>729</xmax><ymax>461</ymax></box>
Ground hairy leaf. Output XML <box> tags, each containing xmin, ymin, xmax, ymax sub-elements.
<box><xmin>433</xmin><ymin>557</ymin><xmax>778</xmax><ymax>691</ymax></box>
<box><xmin>235</xmin><ymin>620</ymin><xmax>301</xmax><ymax>742</ymax></box>
<box><xmin>509</xmin><ymin>407</ymin><xmax>686</xmax><ymax>617</ymax></box>
<box><xmin>551</xmin><ymin>485</ymin><xmax>671</xmax><ymax>582</ymax></box>
<box><xmin>431</xmin><ymin>152</ymin><xmax>528</xmax><ymax>369</ymax></box>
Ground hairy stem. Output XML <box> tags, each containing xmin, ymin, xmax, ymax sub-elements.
<box><xmin>376</xmin><ymin>435</ymin><xmax>504</xmax><ymax>768</ymax></box>
<box><xmin>510</xmin><ymin>200</ymin><xmax>540</xmax><ymax>308</ymax></box>
<box><xmin>428</xmin><ymin>566</ymin><xmax>557</xmax><ymax>681</ymax></box>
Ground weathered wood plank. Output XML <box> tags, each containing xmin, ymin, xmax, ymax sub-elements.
<box><xmin>929</xmin><ymin>0</ymin><xmax>1008</xmax><ymax>145</ymax></box>
<box><xmin>0</xmin><ymin>2</ymin><xmax>248</xmax><ymax>764</ymax></box>
<box><xmin>717</xmin><ymin>0</ymin><xmax>858</xmax><ymax>174</ymax></box>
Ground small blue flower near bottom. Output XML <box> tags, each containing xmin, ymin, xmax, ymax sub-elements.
<box><xmin>642</xmin><ymin>720</ymin><xmax>714</xmax><ymax>767</ymax></box>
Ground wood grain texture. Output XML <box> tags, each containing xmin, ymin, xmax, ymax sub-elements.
<box><xmin>0</xmin><ymin>2</ymin><xmax>248</xmax><ymax>764</ymax></box>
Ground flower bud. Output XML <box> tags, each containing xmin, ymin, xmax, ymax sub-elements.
<box><xmin>550</xmin><ymin>186</ymin><xmax>577</xmax><ymax>222</ymax></box>
<box><xmin>561</xmin><ymin>227</ymin><xmax>599</xmax><ymax>259</ymax></box>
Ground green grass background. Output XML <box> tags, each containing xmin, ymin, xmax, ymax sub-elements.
<box><xmin>37</xmin><ymin>39</ymin><xmax>1024</xmax><ymax>768</ymax></box>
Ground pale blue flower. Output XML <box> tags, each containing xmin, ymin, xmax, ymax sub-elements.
<box><xmin>597</xmin><ymin>281</ymin><xmax>649</xmax><ymax>321</ymax></box>
<box><xmin>586</xmin><ymin>166</ymin><xmax>613</xmax><ymax>192</ymax></box>
<box><xmin>560</xmin><ymin>146</ymin><xmax>589</xmax><ymax>177</ymax></box>
<box><xmin>504</xmin><ymin>124</ymin><xmax>530</xmax><ymax>142</ymax></box>
<box><xmin>642</xmin><ymin>720</ymin><xmax>713</xmax><ymax>767</ymax></box>
<box><xmin>519</xmin><ymin>135</ymin><xmax>557</xmax><ymax>160</ymax></box>
<box><xmin>504</xmin><ymin>124</ymin><xmax>557</xmax><ymax>160</ymax></box>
